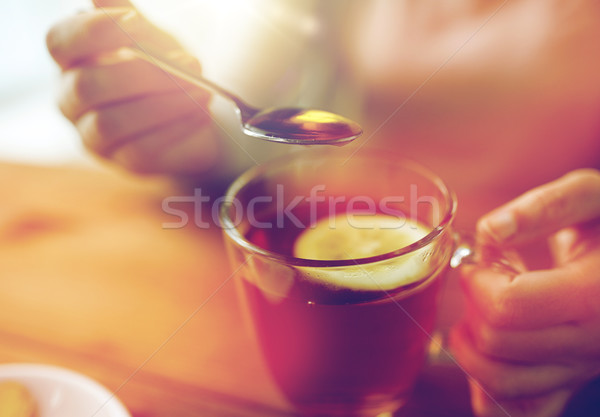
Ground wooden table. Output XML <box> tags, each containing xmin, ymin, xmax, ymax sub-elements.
<box><xmin>0</xmin><ymin>161</ymin><xmax>597</xmax><ymax>416</ymax></box>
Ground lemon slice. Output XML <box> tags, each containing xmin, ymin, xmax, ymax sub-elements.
<box><xmin>0</xmin><ymin>381</ymin><xmax>38</xmax><ymax>417</ymax></box>
<box><xmin>294</xmin><ymin>213</ymin><xmax>429</xmax><ymax>260</ymax></box>
<box><xmin>293</xmin><ymin>213</ymin><xmax>432</xmax><ymax>291</ymax></box>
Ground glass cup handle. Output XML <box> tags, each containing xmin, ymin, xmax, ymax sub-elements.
<box><xmin>427</xmin><ymin>232</ymin><xmax>527</xmax><ymax>365</ymax></box>
<box><xmin>450</xmin><ymin>232</ymin><xmax>527</xmax><ymax>276</ymax></box>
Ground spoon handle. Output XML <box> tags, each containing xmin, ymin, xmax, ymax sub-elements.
<box><xmin>127</xmin><ymin>46</ymin><xmax>257</xmax><ymax>121</ymax></box>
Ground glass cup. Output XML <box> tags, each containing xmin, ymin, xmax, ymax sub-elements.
<box><xmin>220</xmin><ymin>149</ymin><xmax>459</xmax><ymax>416</ymax></box>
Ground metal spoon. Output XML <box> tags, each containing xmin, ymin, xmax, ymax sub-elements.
<box><xmin>129</xmin><ymin>47</ymin><xmax>362</xmax><ymax>145</ymax></box>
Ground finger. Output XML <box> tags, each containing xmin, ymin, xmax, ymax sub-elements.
<box><xmin>110</xmin><ymin>114</ymin><xmax>220</xmax><ymax>175</ymax></box>
<box><xmin>460</xmin><ymin>262</ymin><xmax>597</xmax><ymax>330</ymax></box>
<box><xmin>469</xmin><ymin>381</ymin><xmax>573</xmax><ymax>417</ymax></box>
<box><xmin>59</xmin><ymin>57</ymin><xmax>198</xmax><ymax>121</ymax></box>
<box><xmin>93</xmin><ymin>0</ymin><xmax>133</xmax><ymax>7</ymax></box>
<box><xmin>47</xmin><ymin>8</ymin><xmax>134</xmax><ymax>69</ymax></box>
<box><xmin>450</xmin><ymin>325</ymin><xmax>576</xmax><ymax>401</ymax></box>
<box><xmin>548</xmin><ymin>227</ymin><xmax>582</xmax><ymax>266</ymax></box>
<box><xmin>92</xmin><ymin>2</ymin><xmax>182</xmax><ymax>52</ymax></box>
<box><xmin>76</xmin><ymin>89</ymin><xmax>211</xmax><ymax>156</ymax></box>
<box><xmin>47</xmin><ymin>9</ymin><xmax>177</xmax><ymax>69</ymax></box>
<box><xmin>477</xmin><ymin>169</ymin><xmax>600</xmax><ymax>246</ymax></box>
<box><xmin>458</xmin><ymin>308</ymin><xmax>599</xmax><ymax>365</ymax></box>
<box><xmin>548</xmin><ymin>221</ymin><xmax>600</xmax><ymax>266</ymax></box>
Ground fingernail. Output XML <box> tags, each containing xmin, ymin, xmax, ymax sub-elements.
<box><xmin>118</xmin><ymin>9</ymin><xmax>140</xmax><ymax>31</ymax></box>
<box><xmin>483</xmin><ymin>210</ymin><xmax>518</xmax><ymax>243</ymax></box>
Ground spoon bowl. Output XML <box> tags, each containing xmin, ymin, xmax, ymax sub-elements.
<box><xmin>129</xmin><ymin>47</ymin><xmax>362</xmax><ymax>145</ymax></box>
<box><xmin>243</xmin><ymin>108</ymin><xmax>362</xmax><ymax>145</ymax></box>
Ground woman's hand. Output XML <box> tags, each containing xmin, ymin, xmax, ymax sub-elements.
<box><xmin>451</xmin><ymin>169</ymin><xmax>600</xmax><ymax>417</ymax></box>
<box><xmin>46</xmin><ymin>0</ymin><xmax>221</xmax><ymax>175</ymax></box>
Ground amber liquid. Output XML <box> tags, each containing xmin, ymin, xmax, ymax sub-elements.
<box><xmin>244</xmin><ymin>108</ymin><xmax>362</xmax><ymax>144</ymax></box>
<box><xmin>240</xmin><ymin>208</ymin><xmax>446</xmax><ymax>416</ymax></box>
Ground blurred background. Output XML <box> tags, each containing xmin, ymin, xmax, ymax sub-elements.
<box><xmin>0</xmin><ymin>0</ymin><xmax>89</xmax><ymax>165</ymax></box>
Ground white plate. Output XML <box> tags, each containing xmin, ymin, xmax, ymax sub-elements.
<box><xmin>0</xmin><ymin>363</ymin><xmax>131</xmax><ymax>417</ymax></box>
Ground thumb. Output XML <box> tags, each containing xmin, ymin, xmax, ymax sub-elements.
<box><xmin>93</xmin><ymin>0</ymin><xmax>133</xmax><ymax>8</ymax></box>
<box><xmin>477</xmin><ymin>169</ymin><xmax>600</xmax><ymax>246</ymax></box>
<box><xmin>469</xmin><ymin>382</ymin><xmax>573</xmax><ymax>417</ymax></box>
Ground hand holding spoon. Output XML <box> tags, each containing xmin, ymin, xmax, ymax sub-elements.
<box><xmin>128</xmin><ymin>47</ymin><xmax>362</xmax><ymax>145</ymax></box>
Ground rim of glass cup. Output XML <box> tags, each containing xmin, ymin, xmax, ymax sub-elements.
<box><xmin>220</xmin><ymin>149</ymin><xmax>457</xmax><ymax>268</ymax></box>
